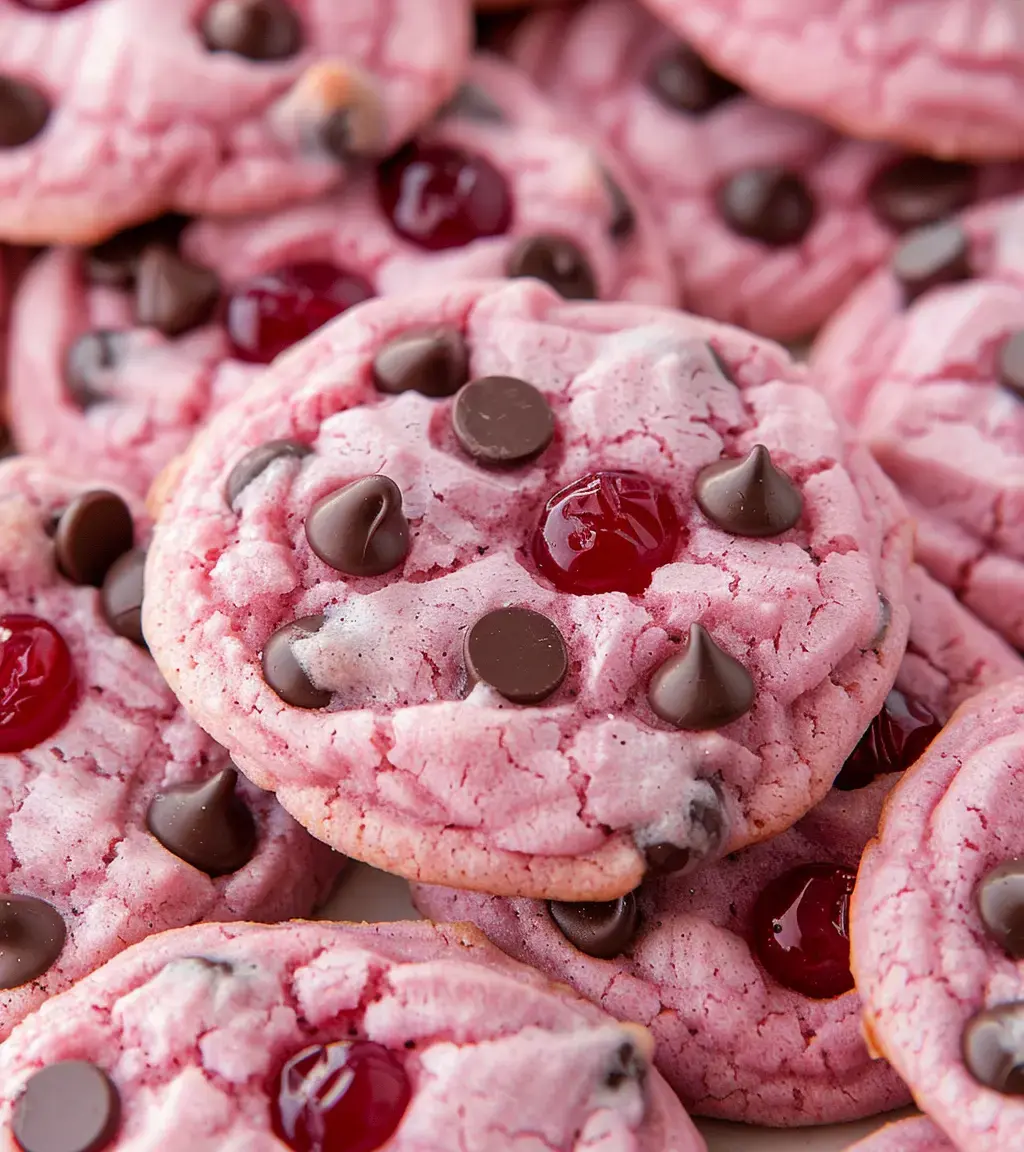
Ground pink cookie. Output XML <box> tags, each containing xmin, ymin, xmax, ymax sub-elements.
<box><xmin>0</xmin><ymin>456</ymin><xmax>340</xmax><ymax>1040</ymax></box>
<box><xmin>851</xmin><ymin>676</ymin><xmax>1024</xmax><ymax>1151</ymax></box>
<box><xmin>643</xmin><ymin>0</ymin><xmax>1024</xmax><ymax>161</ymax></box>
<box><xmin>505</xmin><ymin>0</ymin><xmax>1024</xmax><ymax>342</ymax></box>
<box><xmin>413</xmin><ymin>566</ymin><xmax>1023</xmax><ymax>1126</ymax></box>
<box><xmin>813</xmin><ymin>196</ymin><xmax>1024</xmax><ymax>651</ymax></box>
<box><xmin>0</xmin><ymin>919</ymin><xmax>704</xmax><ymax>1152</ymax></box>
<box><xmin>0</xmin><ymin>0</ymin><xmax>471</xmax><ymax>245</ymax></box>
<box><xmin>8</xmin><ymin>55</ymin><xmax>672</xmax><ymax>498</ymax></box>
<box><xmin>144</xmin><ymin>278</ymin><xmax>912</xmax><ymax>900</ymax></box>
<box><xmin>848</xmin><ymin>1118</ymin><xmax>953</xmax><ymax>1152</ymax></box>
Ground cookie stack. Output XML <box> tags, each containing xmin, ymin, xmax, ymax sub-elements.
<box><xmin>0</xmin><ymin>1</ymin><xmax>1022</xmax><ymax>1149</ymax></box>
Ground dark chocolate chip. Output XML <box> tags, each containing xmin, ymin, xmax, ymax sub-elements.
<box><xmin>643</xmin><ymin>789</ymin><xmax>725</xmax><ymax>876</ymax></box>
<box><xmin>372</xmin><ymin>327</ymin><xmax>469</xmax><ymax>398</ymax></box>
<box><xmin>717</xmin><ymin>167</ymin><xmax>816</xmax><ymax>246</ymax></box>
<box><xmin>225</xmin><ymin>439</ymin><xmax>310</xmax><ymax>508</ymax></box>
<box><xmin>997</xmin><ymin>331</ymin><xmax>1024</xmax><ymax>400</ymax></box>
<box><xmin>506</xmin><ymin>235</ymin><xmax>598</xmax><ymax>300</ymax></box>
<box><xmin>465</xmin><ymin>607</ymin><xmax>568</xmax><ymax>705</ymax></box>
<box><xmin>262</xmin><ymin>615</ymin><xmax>332</xmax><ymax>709</ymax></box>
<box><xmin>305</xmin><ymin>475</ymin><xmax>410</xmax><ymax>576</ymax></box>
<box><xmin>441</xmin><ymin>83</ymin><xmax>506</xmax><ymax>123</ymax></box>
<box><xmin>453</xmin><ymin>375</ymin><xmax>555</xmax><ymax>467</ymax></box>
<box><xmin>645</xmin><ymin>44</ymin><xmax>740</xmax><ymax>114</ymax></box>
<box><xmin>199</xmin><ymin>0</ymin><xmax>303</xmax><ymax>61</ymax></box>
<box><xmin>644</xmin><ymin>841</ymin><xmax>692</xmax><ymax>876</ymax></box>
<box><xmin>0</xmin><ymin>895</ymin><xmax>66</xmax><ymax>990</ymax></box>
<box><xmin>978</xmin><ymin>860</ymin><xmax>1024</xmax><ymax>959</ymax></box>
<box><xmin>84</xmin><ymin>215</ymin><xmax>190</xmax><ymax>289</ymax></box>
<box><xmin>54</xmin><ymin>490</ymin><xmax>134</xmax><ymax>588</ymax></box>
<box><xmin>64</xmin><ymin>331</ymin><xmax>128</xmax><ymax>410</ymax></box>
<box><xmin>146</xmin><ymin>768</ymin><xmax>257</xmax><ymax>877</ymax></box>
<box><xmin>0</xmin><ymin>76</ymin><xmax>50</xmax><ymax>149</ymax></box>
<box><xmin>12</xmin><ymin>1061</ymin><xmax>120</xmax><ymax>1152</ymax></box>
<box><xmin>600</xmin><ymin>169</ymin><xmax>636</xmax><ymax>241</ymax></box>
<box><xmin>101</xmin><ymin>548</ymin><xmax>147</xmax><ymax>648</ymax></box>
<box><xmin>605</xmin><ymin>1041</ymin><xmax>647</xmax><ymax>1089</ymax></box>
<box><xmin>891</xmin><ymin>220</ymin><xmax>971</xmax><ymax>303</ymax></box>
<box><xmin>695</xmin><ymin>444</ymin><xmax>803</xmax><ymax>537</ymax></box>
<box><xmin>867</xmin><ymin>156</ymin><xmax>976</xmax><ymax>232</ymax></box>
<box><xmin>963</xmin><ymin>1003</ymin><xmax>1024</xmax><ymax>1095</ymax></box>
<box><xmin>707</xmin><ymin>344</ymin><xmax>736</xmax><ymax>384</ymax></box>
<box><xmin>548</xmin><ymin>893</ymin><xmax>640</xmax><ymax>959</ymax></box>
<box><xmin>134</xmin><ymin>246</ymin><xmax>220</xmax><ymax>336</ymax></box>
<box><xmin>648</xmin><ymin>623</ymin><xmax>755</xmax><ymax>729</ymax></box>
<box><xmin>317</xmin><ymin>108</ymin><xmax>355</xmax><ymax>162</ymax></box>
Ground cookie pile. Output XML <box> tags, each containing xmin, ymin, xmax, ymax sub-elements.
<box><xmin>0</xmin><ymin>1</ymin><xmax>1022</xmax><ymax>1149</ymax></box>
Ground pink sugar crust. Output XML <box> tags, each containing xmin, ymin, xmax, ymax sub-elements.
<box><xmin>0</xmin><ymin>0</ymin><xmax>470</xmax><ymax>245</ymax></box>
<box><xmin>813</xmin><ymin>195</ymin><xmax>1024</xmax><ymax>651</ymax></box>
<box><xmin>144</xmin><ymin>277</ymin><xmax>913</xmax><ymax>900</ymax></box>
<box><xmin>413</xmin><ymin>565</ymin><xmax>1024</xmax><ymax>1126</ymax></box>
<box><xmin>506</xmin><ymin>0</ymin><xmax>1024</xmax><ymax>341</ymax></box>
<box><xmin>8</xmin><ymin>54</ymin><xmax>673</xmax><ymax>498</ymax></box>
<box><xmin>0</xmin><ymin>457</ymin><xmax>341</xmax><ymax>1040</ymax></box>
<box><xmin>642</xmin><ymin>0</ymin><xmax>1024</xmax><ymax>160</ymax></box>
<box><xmin>0</xmin><ymin>919</ymin><xmax>705</xmax><ymax>1152</ymax></box>
<box><xmin>851</xmin><ymin>677</ymin><xmax>1024</xmax><ymax>1151</ymax></box>
<box><xmin>848</xmin><ymin>1117</ymin><xmax>953</xmax><ymax>1151</ymax></box>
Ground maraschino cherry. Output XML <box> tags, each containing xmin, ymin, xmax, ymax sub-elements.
<box><xmin>834</xmin><ymin>689</ymin><xmax>941</xmax><ymax>790</ymax></box>
<box><xmin>0</xmin><ymin>615</ymin><xmax>77</xmax><ymax>754</ymax></box>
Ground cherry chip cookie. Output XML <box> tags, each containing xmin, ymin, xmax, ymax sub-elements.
<box><xmin>414</xmin><ymin>566</ymin><xmax>1024</xmax><ymax>1126</ymax></box>
<box><xmin>0</xmin><ymin>920</ymin><xmax>705</xmax><ymax>1151</ymax></box>
<box><xmin>0</xmin><ymin>457</ymin><xmax>340</xmax><ymax>1040</ymax></box>
<box><xmin>145</xmin><ymin>278</ymin><xmax>912</xmax><ymax>900</ymax></box>
<box><xmin>0</xmin><ymin>0</ymin><xmax>470</xmax><ymax>244</ymax></box>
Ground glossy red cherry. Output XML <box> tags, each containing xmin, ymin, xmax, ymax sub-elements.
<box><xmin>376</xmin><ymin>143</ymin><xmax>513</xmax><ymax>251</ymax></box>
<box><xmin>833</xmin><ymin>689</ymin><xmax>941</xmax><ymax>791</ymax></box>
<box><xmin>0</xmin><ymin>615</ymin><xmax>77</xmax><ymax>754</ymax></box>
<box><xmin>272</xmin><ymin>1041</ymin><xmax>411</xmax><ymax>1152</ymax></box>
<box><xmin>226</xmin><ymin>263</ymin><xmax>375</xmax><ymax>365</ymax></box>
<box><xmin>532</xmin><ymin>471</ymin><xmax>681</xmax><ymax>595</ymax></box>
<box><xmin>752</xmin><ymin>863</ymin><xmax>856</xmax><ymax>999</ymax></box>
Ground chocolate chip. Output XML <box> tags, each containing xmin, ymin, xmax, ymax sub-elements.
<box><xmin>0</xmin><ymin>76</ymin><xmax>50</xmax><ymax>149</ymax></box>
<box><xmin>695</xmin><ymin>444</ymin><xmax>803</xmax><ymax>537</ymax></box>
<box><xmin>84</xmin><ymin>215</ymin><xmax>189</xmax><ymax>289</ymax></box>
<box><xmin>506</xmin><ymin>236</ymin><xmax>598</xmax><ymax>300</ymax></box>
<box><xmin>54</xmin><ymin>490</ymin><xmax>134</xmax><ymax>588</ymax></box>
<box><xmin>548</xmin><ymin>894</ymin><xmax>640</xmax><ymax>959</ymax></box>
<box><xmin>372</xmin><ymin>327</ymin><xmax>469</xmax><ymax>398</ymax></box>
<box><xmin>200</xmin><ymin>0</ymin><xmax>303</xmax><ymax>60</ymax></box>
<box><xmin>717</xmin><ymin>168</ymin><xmax>816</xmax><ymax>246</ymax></box>
<box><xmin>707</xmin><ymin>344</ymin><xmax>736</xmax><ymax>384</ymax></box>
<box><xmin>643</xmin><ymin>789</ymin><xmax>725</xmax><ymax>876</ymax></box>
<box><xmin>600</xmin><ymin>169</ymin><xmax>636</xmax><ymax>241</ymax></box>
<box><xmin>0</xmin><ymin>895</ymin><xmax>66</xmax><ymax>990</ymax></box>
<box><xmin>453</xmin><ymin>376</ymin><xmax>555</xmax><ymax>467</ymax></box>
<box><xmin>147</xmin><ymin>768</ymin><xmax>257</xmax><ymax>877</ymax></box>
<box><xmin>891</xmin><ymin>220</ymin><xmax>971</xmax><ymax>303</ymax></box>
<box><xmin>262</xmin><ymin>615</ymin><xmax>332</xmax><ymax>709</ymax></box>
<box><xmin>317</xmin><ymin>109</ymin><xmax>355</xmax><ymax>162</ymax></box>
<box><xmin>306</xmin><ymin>476</ymin><xmax>409</xmax><ymax>577</ymax></box>
<box><xmin>963</xmin><ymin>1003</ymin><xmax>1024</xmax><ymax>1095</ymax></box>
<box><xmin>997</xmin><ymin>331</ymin><xmax>1024</xmax><ymax>400</ymax></box>
<box><xmin>465</xmin><ymin>607</ymin><xmax>567</xmax><ymax>705</ymax></box>
<box><xmin>645</xmin><ymin>44</ymin><xmax>740</xmax><ymax>114</ymax></box>
<box><xmin>644</xmin><ymin>842</ymin><xmax>692</xmax><ymax>875</ymax></box>
<box><xmin>64</xmin><ymin>331</ymin><xmax>128</xmax><ymax>410</ymax></box>
<box><xmin>442</xmin><ymin>83</ymin><xmax>506</xmax><ymax>123</ymax></box>
<box><xmin>134</xmin><ymin>246</ymin><xmax>220</xmax><ymax>336</ymax></box>
<box><xmin>978</xmin><ymin>860</ymin><xmax>1024</xmax><ymax>959</ymax></box>
<box><xmin>605</xmin><ymin>1041</ymin><xmax>646</xmax><ymax>1089</ymax></box>
<box><xmin>648</xmin><ymin>623</ymin><xmax>755</xmax><ymax>729</ymax></box>
<box><xmin>225</xmin><ymin>439</ymin><xmax>310</xmax><ymax>507</ymax></box>
<box><xmin>867</xmin><ymin>156</ymin><xmax>976</xmax><ymax>232</ymax></box>
<box><xmin>101</xmin><ymin>549</ymin><xmax>147</xmax><ymax>648</ymax></box>
<box><xmin>13</xmin><ymin>1061</ymin><xmax>120</xmax><ymax>1152</ymax></box>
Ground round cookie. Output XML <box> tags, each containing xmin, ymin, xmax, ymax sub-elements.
<box><xmin>0</xmin><ymin>0</ymin><xmax>471</xmax><ymax>245</ymax></box>
<box><xmin>0</xmin><ymin>456</ymin><xmax>340</xmax><ymax>1040</ymax></box>
<box><xmin>505</xmin><ymin>0</ymin><xmax>1024</xmax><ymax>341</ymax></box>
<box><xmin>0</xmin><ymin>919</ymin><xmax>705</xmax><ymax>1151</ymax></box>
<box><xmin>8</xmin><ymin>55</ymin><xmax>672</xmax><ymax>498</ymax></box>
<box><xmin>413</xmin><ymin>565</ymin><xmax>1023</xmax><ymax>1125</ymax></box>
<box><xmin>851</xmin><ymin>676</ymin><xmax>1024</xmax><ymax>1151</ymax></box>
<box><xmin>848</xmin><ymin>1118</ymin><xmax>954</xmax><ymax>1152</ymax></box>
<box><xmin>643</xmin><ymin>0</ymin><xmax>1024</xmax><ymax>161</ymax></box>
<box><xmin>812</xmin><ymin>195</ymin><xmax>1024</xmax><ymax>650</ymax></box>
<box><xmin>143</xmin><ymin>277</ymin><xmax>912</xmax><ymax>900</ymax></box>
